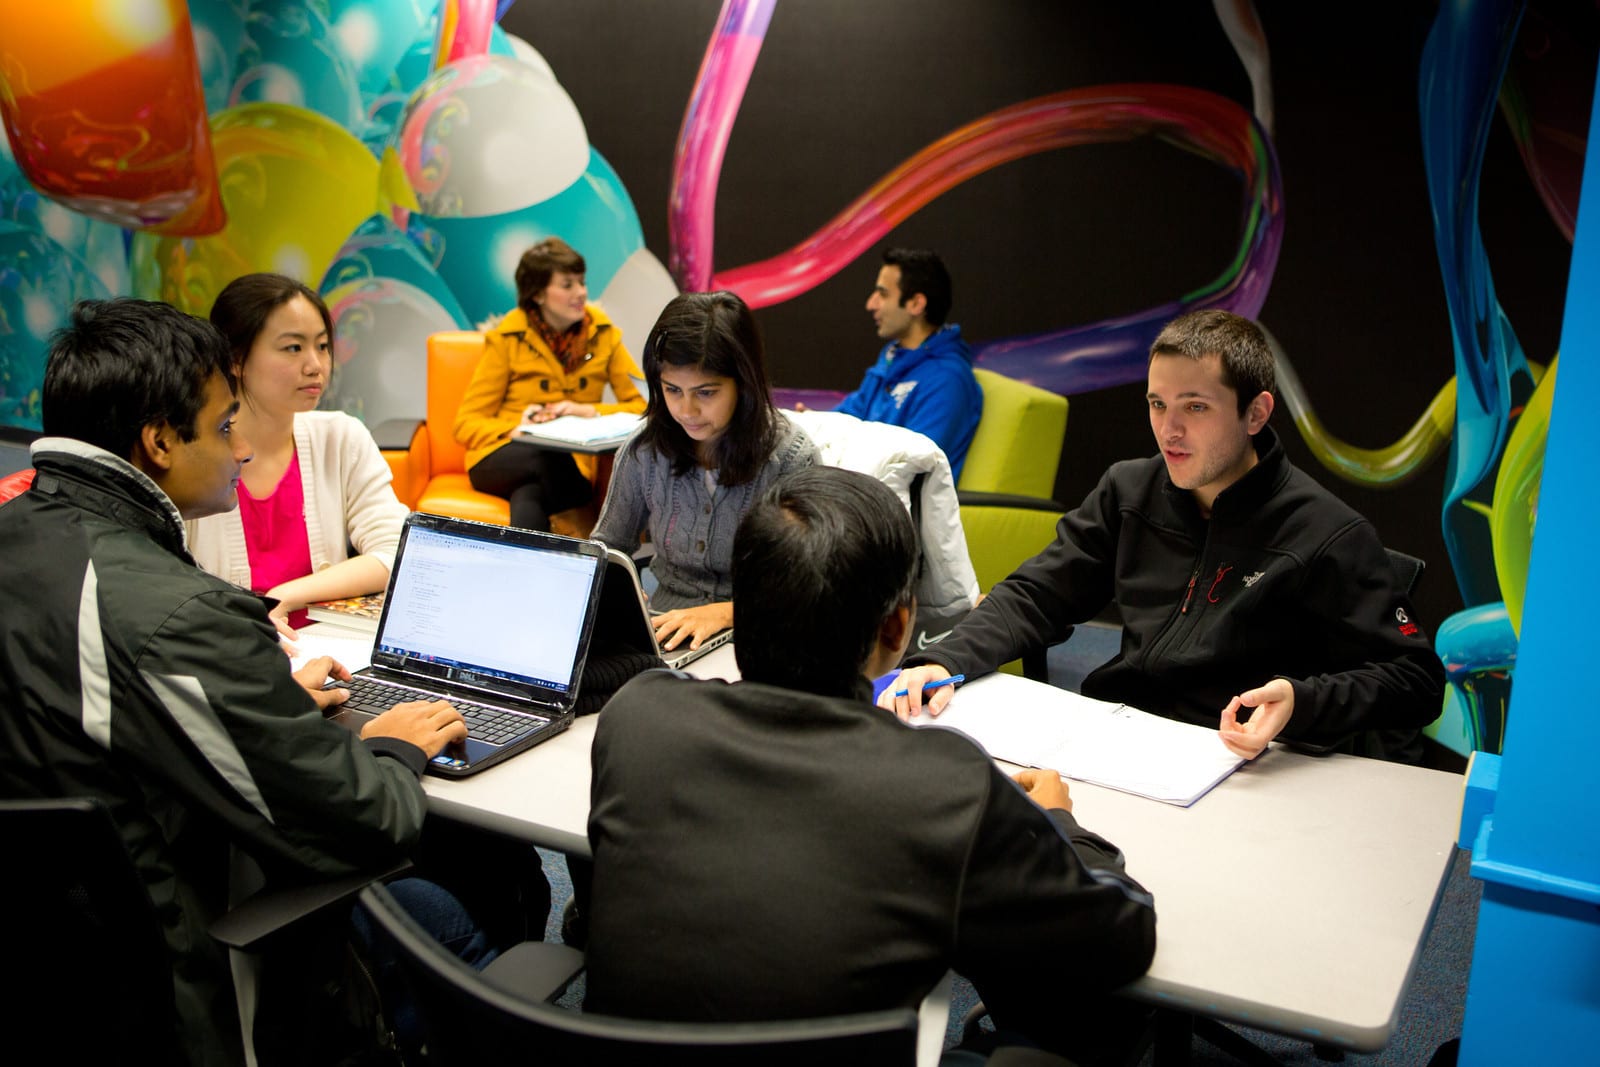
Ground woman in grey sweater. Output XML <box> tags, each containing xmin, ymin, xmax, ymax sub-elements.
<box><xmin>592</xmin><ymin>291</ymin><xmax>818</xmax><ymax>654</ymax></box>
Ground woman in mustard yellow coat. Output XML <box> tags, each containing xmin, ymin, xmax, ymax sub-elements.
<box><xmin>453</xmin><ymin>237</ymin><xmax>647</xmax><ymax>530</ymax></box>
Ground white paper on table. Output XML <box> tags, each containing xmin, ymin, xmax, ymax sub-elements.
<box><xmin>287</xmin><ymin>626</ymin><xmax>376</xmax><ymax>675</ymax></box>
<box><xmin>909</xmin><ymin>673</ymin><xmax>1244</xmax><ymax>806</ymax></box>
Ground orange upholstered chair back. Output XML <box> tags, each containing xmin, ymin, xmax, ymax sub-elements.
<box><xmin>425</xmin><ymin>331</ymin><xmax>486</xmax><ymax>477</ymax></box>
<box><xmin>0</xmin><ymin>468</ymin><xmax>36</xmax><ymax>504</ymax></box>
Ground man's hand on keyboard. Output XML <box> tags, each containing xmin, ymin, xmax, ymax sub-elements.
<box><xmin>294</xmin><ymin>655</ymin><xmax>354</xmax><ymax>711</ymax></box>
<box><xmin>361</xmin><ymin>700</ymin><xmax>468</xmax><ymax>757</ymax></box>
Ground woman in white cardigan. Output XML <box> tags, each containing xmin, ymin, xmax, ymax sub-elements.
<box><xmin>187</xmin><ymin>273</ymin><xmax>407</xmax><ymax>638</ymax></box>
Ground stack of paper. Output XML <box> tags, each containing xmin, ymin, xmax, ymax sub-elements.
<box><xmin>513</xmin><ymin>412</ymin><xmax>642</xmax><ymax>451</ymax></box>
<box><xmin>908</xmin><ymin>673</ymin><xmax>1244</xmax><ymax>806</ymax></box>
<box><xmin>289</xmin><ymin>628</ymin><xmax>375</xmax><ymax>675</ymax></box>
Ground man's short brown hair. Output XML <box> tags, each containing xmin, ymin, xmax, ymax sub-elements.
<box><xmin>1149</xmin><ymin>310</ymin><xmax>1275</xmax><ymax>414</ymax></box>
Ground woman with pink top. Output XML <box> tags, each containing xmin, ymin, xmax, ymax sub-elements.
<box><xmin>187</xmin><ymin>273</ymin><xmax>408</xmax><ymax>637</ymax></box>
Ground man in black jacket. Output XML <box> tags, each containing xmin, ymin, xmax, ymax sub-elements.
<box><xmin>883</xmin><ymin>309</ymin><xmax>1445</xmax><ymax>762</ymax></box>
<box><xmin>0</xmin><ymin>299</ymin><xmax>470</xmax><ymax>1064</ymax></box>
<box><xmin>586</xmin><ymin>466</ymin><xmax>1156</xmax><ymax>1062</ymax></box>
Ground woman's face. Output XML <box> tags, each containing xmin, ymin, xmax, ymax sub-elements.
<box><xmin>240</xmin><ymin>294</ymin><xmax>330</xmax><ymax>417</ymax></box>
<box><xmin>535</xmin><ymin>270</ymin><xmax>588</xmax><ymax>332</ymax></box>
<box><xmin>658</xmin><ymin>363</ymin><xmax>739</xmax><ymax>457</ymax></box>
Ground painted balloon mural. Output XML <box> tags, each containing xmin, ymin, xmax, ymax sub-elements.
<box><xmin>0</xmin><ymin>0</ymin><xmax>675</xmax><ymax>431</ymax></box>
<box><xmin>0</xmin><ymin>0</ymin><xmax>1586</xmax><ymax>758</ymax></box>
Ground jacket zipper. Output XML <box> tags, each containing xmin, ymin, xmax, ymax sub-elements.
<box><xmin>1180</xmin><ymin>571</ymin><xmax>1199</xmax><ymax>614</ymax></box>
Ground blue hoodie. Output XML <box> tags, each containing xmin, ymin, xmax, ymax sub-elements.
<box><xmin>834</xmin><ymin>324</ymin><xmax>982</xmax><ymax>479</ymax></box>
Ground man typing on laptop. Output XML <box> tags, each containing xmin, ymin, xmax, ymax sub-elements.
<box><xmin>0</xmin><ymin>299</ymin><xmax>476</xmax><ymax>1064</ymax></box>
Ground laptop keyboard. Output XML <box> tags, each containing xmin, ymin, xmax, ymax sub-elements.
<box><xmin>336</xmin><ymin>677</ymin><xmax>548</xmax><ymax>746</ymax></box>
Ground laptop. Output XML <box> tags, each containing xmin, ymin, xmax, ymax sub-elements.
<box><xmin>594</xmin><ymin>548</ymin><xmax>733</xmax><ymax>670</ymax></box>
<box><xmin>326</xmin><ymin>513</ymin><xmax>608</xmax><ymax>778</ymax></box>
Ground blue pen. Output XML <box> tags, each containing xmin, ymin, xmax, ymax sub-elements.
<box><xmin>893</xmin><ymin>674</ymin><xmax>965</xmax><ymax>698</ymax></box>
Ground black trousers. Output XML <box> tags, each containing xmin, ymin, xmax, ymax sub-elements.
<box><xmin>468</xmin><ymin>441</ymin><xmax>593</xmax><ymax>532</ymax></box>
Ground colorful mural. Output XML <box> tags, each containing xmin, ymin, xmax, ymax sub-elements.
<box><xmin>0</xmin><ymin>0</ymin><xmax>675</xmax><ymax>430</ymax></box>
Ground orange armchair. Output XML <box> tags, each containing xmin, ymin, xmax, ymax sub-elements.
<box><xmin>376</xmin><ymin>331</ymin><xmax>510</xmax><ymax>524</ymax></box>
<box><xmin>375</xmin><ymin>331</ymin><xmax>610</xmax><ymax>534</ymax></box>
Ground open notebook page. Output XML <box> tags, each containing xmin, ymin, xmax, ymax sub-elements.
<box><xmin>908</xmin><ymin>672</ymin><xmax>1244</xmax><ymax>806</ymax></box>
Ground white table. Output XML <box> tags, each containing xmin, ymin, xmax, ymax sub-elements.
<box><xmin>417</xmin><ymin>644</ymin><xmax>739</xmax><ymax>855</ymax></box>
<box><xmin>310</xmin><ymin>628</ymin><xmax>1459</xmax><ymax>1055</ymax></box>
<box><xmin>1063</xmin><ymin>732</ymin><xmax>1458</xmax><ymax>1052</ymax></box>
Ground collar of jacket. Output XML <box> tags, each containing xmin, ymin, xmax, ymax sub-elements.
<box><xmin>882</xmin><ymin>322</ymin><xmax>970</xmax><ymax>371</ymax></box>
<box><xmin>1160</xmin><ymin>423</ymin><xmax>1290</xmax><ymax>525</ymax></box>
<box><xmin>493</xmin><ymin>303</ymin><xmax>614</xmax><ymax>343</ymax></box>
<box><xmin>732</xmin><ymin>667</ymin><xmax>876</xmax><ymax>705</ymax></box>
<box><xmin>28</xmin><ymin>437</ymin><xmax>190</xmax><ymax>555</ymax></box>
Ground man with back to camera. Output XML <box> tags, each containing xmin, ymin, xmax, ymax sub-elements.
<box><xmin>0</xmin><ymin>299</ymin><xmax>473</xmax><ymax>1065</ymax></box>
<box><xmin>583</xmin><ymin>465</ymin><xmax>1157</xmax><ymax>1063</ymax></box>
<box><xmin>883</xmin><ymin>309</ymin><xmax>1446</xmax><ymax>763</ymax></box>
<box><xmin>829</xmin><ymin>247</ymin><xmax>984</xmax><ymax>479</ymax></box>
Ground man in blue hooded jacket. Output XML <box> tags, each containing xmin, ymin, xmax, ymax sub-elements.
<box><xmin>835</xmin><ymin>248</ymin><xmax>983</xmax><ymax>478</ymax></box>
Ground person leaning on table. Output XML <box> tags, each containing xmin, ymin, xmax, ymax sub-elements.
<box><xmin>883</xmin><ymin>309</ymin><xmax>1446</xmax><ymax>763</ymax></box>
<box><xmin>585</xmin><ymin>467</ymin><xmax>1156</xmax><ymax>1065</ymax></box>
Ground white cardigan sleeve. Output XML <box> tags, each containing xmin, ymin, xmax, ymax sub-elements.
<box><xmin>299</xmin><ymin>412</ymin><xmax>409</xmax><ymax>574</ymax></box>
<box><xmin>184</xmin><ymin>509</ymin><xmax>252</xmax><ymax>588</ymax></box>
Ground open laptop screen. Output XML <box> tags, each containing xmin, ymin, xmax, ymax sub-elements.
<box><xmin>370</xmin><ymin>517</ymin><xmax>603</xmax><ymax>705</ymax></box>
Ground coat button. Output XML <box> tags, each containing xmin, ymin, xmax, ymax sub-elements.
<box><xmin>697</xmin><ymin>540</ymin><xmax>705</xmax><ymax>552</ymax></box>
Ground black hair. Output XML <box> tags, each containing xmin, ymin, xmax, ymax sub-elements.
<box><xmin>1148</xmin><ymin>309</ymin><xmax>1276</xmax><ymax>415</ymax></box>
<box><xmin>882</xmin><ymin>248</ymin><xmax>952</xmax><ymax>327</ymax></box>
<box><xmin>209</xmin><ymin>272</ymin><xmax>334</xmax><ymax>364</ymax></box>
<box><xmin>43</xmin><ymin>298</ymin><xmax>235</xmax><ymax>459</ymax></box>
<box><xmin>515</xmin><ymin>237</ymin><xmax>586</xmax><ymax>314</ymax></box>
<box><xmin>634</xmin><ymin>291</ymin><xmax>780</xmax><ymax>486</ymax></box>
<box><xmin>732</xmin><ymin>467</ymin><xmax>919</xmax><ymax>696</ymax></box>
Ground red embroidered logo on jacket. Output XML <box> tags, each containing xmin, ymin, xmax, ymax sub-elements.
<box><xmin>1395</xmin><ymin>606</ymin><xmax>1419</xmax><ymax>637</ymax></box>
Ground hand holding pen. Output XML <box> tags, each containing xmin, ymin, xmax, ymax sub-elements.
<box><xmin>877</xmin><ymin>666</ymin><xmax>963</xmax><ymax>721</ymax></box>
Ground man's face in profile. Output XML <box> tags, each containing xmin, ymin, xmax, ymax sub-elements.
<box><xmin>867</xmin><ymin>265</ymin><xmax>918</xmax><ymax>344</ymax></box>
<box><xmin>159</xmin><ymin>371</ymin><xmax>251</xmax><ymax>520</ymax></box>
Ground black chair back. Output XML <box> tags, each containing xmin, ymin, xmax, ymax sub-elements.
<box><xmin>357</xmin><ymin>882</ymin><xmax>921</xmax><ymax>1066</ymax></box>
<box><xmin>0</xmin><ymin>797</ymin><xmax>182</xmax><ymax>1061</ymax></box>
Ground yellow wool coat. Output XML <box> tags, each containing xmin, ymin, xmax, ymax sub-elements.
<box><xmin>454</xmin><ymin>304</ymin><xmax>646</xmax><ymax>471</ymax></box>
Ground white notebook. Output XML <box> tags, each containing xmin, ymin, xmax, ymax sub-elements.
<box><xmin>908</xmin><ymin>673</ymin><xmax>1244</xmax><ymax>806</ymax></box>
<box><xmin>513</xmin><ymin>412</ymin><xmax>642</xmax><ymax>451</ymax></box>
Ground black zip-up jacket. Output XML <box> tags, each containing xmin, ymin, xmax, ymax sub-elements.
<box><xmin>587</xmin><ymin>671</ymin><xmax>1155</xmax><ymax>1032</ymax></box>
<box><xmin>913</xmin><ymin>427</ymin><xmax>1444</xmax><ymax>754</ymax></box>
<box><xmin>0</xmin><ymin>441</ymin><xmax>428</xmax><ymax>1065</ymax></box>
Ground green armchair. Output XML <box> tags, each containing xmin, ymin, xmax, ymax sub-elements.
<box><xmin>957</xmin><ymin>368</ymin><xmax>1070</xmax><ymax>679</ymax></box>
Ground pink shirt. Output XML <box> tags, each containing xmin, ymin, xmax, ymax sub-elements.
<box><xmin>237</xmin><ymin>455</ymin><xmax>314</xmax><ymax>628</ymax></box>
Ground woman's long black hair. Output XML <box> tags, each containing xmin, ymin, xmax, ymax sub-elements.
<box><xmin>633</xmin><ymin>291</ymin><xmax>780</xmax><ymax>486</ymax></box>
